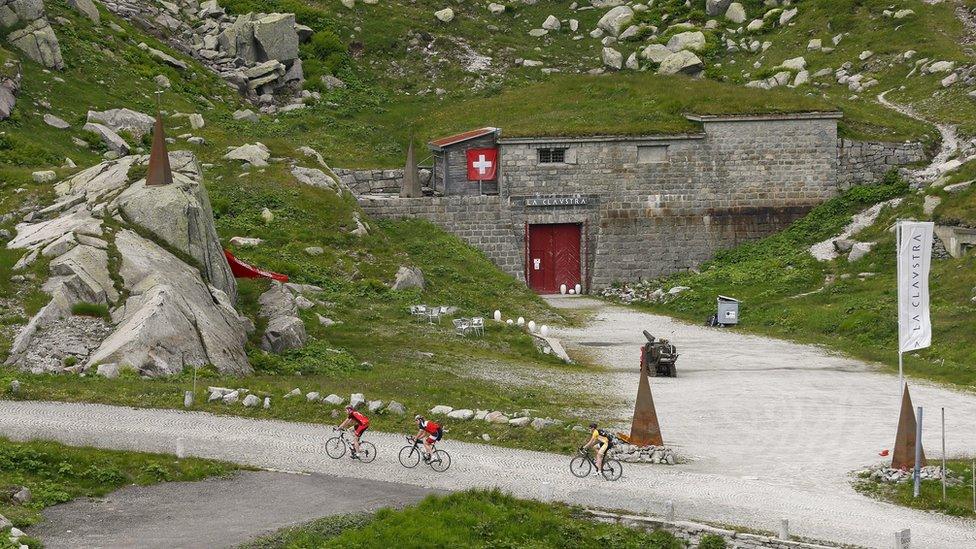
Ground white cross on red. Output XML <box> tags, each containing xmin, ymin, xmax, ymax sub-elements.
<box><xmin>472</xmin><ymin>154</ymin><xmax>493</xmax><ymax>175</ymax></box>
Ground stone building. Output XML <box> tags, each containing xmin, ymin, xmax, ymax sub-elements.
<box><xmin>359</xmin><ymin>113</ymin><xmax>925</xmax><ymax>293</ymax></box>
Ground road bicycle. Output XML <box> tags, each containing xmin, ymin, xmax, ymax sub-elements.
<box><xmin>398</xmin><ymin>435</ymin><xmax>451</xmax><ymax>472</ymax></box>
<box><xmin>325</xmin><ymin>428</ymin><xmax>376</xmax><ymax>463</ymax></box>
<box><xmin>570</xmin><ymin>447</ymin><xmax>622</xmax><ymax>481</ymax></box>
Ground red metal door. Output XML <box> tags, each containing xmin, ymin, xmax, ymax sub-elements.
<box><xmin>528</xmin><ymin>224</ymin><xmax>581</xmax><ymax>293</ymax></box>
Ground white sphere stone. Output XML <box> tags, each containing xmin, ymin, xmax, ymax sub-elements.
<box><xmin>517</xmin><ymin>317</ymin><xmax>525</xmax><ymax>326</ymax></box>
<box><xmin>528</xmin><ymin>321</ymin><xmax>536</xmax><ymax>332</ymax></box>
<box><xmin>540</xmin><ymin>325</ymin><xmax>549</xmax><ymax>336</ymax></box>
<box><xmin>560</xmin><ymin>284</ymin><xmax>567</xmax><ymax>294</ymax></box>
<box><xmin>575</xmin><ymin>284</ymin><xmax>582</xmax><ymax>294</ymax></box>
<box><xmin>506</xmin><ymin>319</ymin><xmax>514</xmax><ymax>325</ymax></box>
<box><xmin>493</xmin><ymin>310</ymin><xmax>502</xmax><ymax>322</ymax></box>
<box><xmin>569</xmin><ymin>289</ymin><xmax>576</xmax><ymax>295</ymax></box>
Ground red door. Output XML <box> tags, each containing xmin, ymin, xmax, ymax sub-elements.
<box><xmin>528</xmin><ymin>224</ymin><xmax>581</xmax><ymax>294</ymax></box>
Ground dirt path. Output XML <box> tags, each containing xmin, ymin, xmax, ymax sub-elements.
<box><xmin>1</xmin><ymin>394</ymin><xmax>974</xmax><ymax>547</ymax></box>
<box><xmin>31</xmin><ymin>471</ymin><xmax>436</xmax><ymax>549</ymax></box>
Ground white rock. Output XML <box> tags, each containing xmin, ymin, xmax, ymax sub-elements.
<box><xmin>430</xmin><ymin>404</ymin><xmax>454</xmax><ymax>415</ymax></box>
<box><xmin>448</xmin><ymin>408</ymin><xmax>475</xmax><ymax>420</ymax></box>
<box><xmin>485</xmin><ymin>411</ymin><xmax>509</xmax><ymax>423</ymax></box>
<box><xmin>242</xmin><ymin>394</ymin><xmax>260</xmax><ymax>407</ymax></box>
<box><xmin>488</xmin><ymin>3</ymin><xmax>505</xmax><ymax>14</ymax></box>
<box><xmin>224</xmin><ymin>142</ymin><xmax>270</xmax><ymax>167</ymax></box>
<box><xmin>229</xmin><ymin>236</ymin><xmax>263</xmax><ymax>247</ymax></box>
<box><xmin>367</xmin><ymin>400</ymin><xmax>384</xmax><ymax>413</ymax></box>
<box><xmin>807</xmin><ymin>39</ymin><xmax>821</xmax><ymax>51</ymax></box>
<box><xmin>893</xmin><ymin>9</ymin><xmax>914</xmax><ymax>19</ymax></box>
<box><xmin>434</xmin><ymin>8</ymin><xmax>454</xmax><ymax>22</ymax></box>
<box><xmin>306</xmin><ymin>391</ymin><xmax>320</xmax><ymax>402</ymax></box>
<box><xmin>667</xmin><ymin>31</ymin><xmax>705</xmax><ymax>52</ymax></box>
<box><xmin>386</xmin><ymin>401</ymin><xmax>406</xmax><ymax>414</ymax></box>
<box><xmin>324</xmin><ymin>394</ymin><xmax>344</xmax><ymax>405</ymax></box>
<box><xmin>778</xmin><ymin>56</ymin><xmax>806</xmax><ymax>71</ymax></box>
<box><xmin>32</xmin><ymin>170</ymin><xmax>57</xmax><ymax>183</ymax></box>
<box><xmin>778</xmin><ymin>7</ymin><xmax>797</xmax><ymax>25</ymax></box>
<box><xmin>542</xmin><ymin>15</ymin><xmax>561</xmax><ymax>30</ymax></box>
<box><xmin>597</xmin><ymin>6</ymin><xmax>634</xmax><ymax>36</ymax></box>
<box><xmin>509</xmin><ymin>416</ymin><xmax>532</xmax><ymax>427</ymax></box>
<box><xmin>657</xmin><ymin>50</ymin><xmax>703</xmax><ymax>76</ymax></box>
<box><xmin>602</xmin><ymin>47</ymin><xmax>623</xmax><ymax>69</ymax></box>
<box><xmin>746</xmin><ymin>19</ymin><xmax>763</xmax><ymax>31</ymax></box>
<box><xmin>284</xmin><ymin>387</ymin><xmax>301</xmax><ymax>398</ymax></box>
<box><xmin>188</xmin><ymin>113</ymin><xmax>205</xmax><ymax>130</ymax></box>
<box><xmin>349</xmin><ymin>393</ymin><xmax>365</xmax><ymax>408</ymax></box>
<box><xmin>847</xmin><ymin>241</ymin><xmax>875</xmax><ymax>262</ymax></box>
<box><xmin>725</xmin><ymin>2</ymin><xmax>746</xmax><ymax>24</ymax></box>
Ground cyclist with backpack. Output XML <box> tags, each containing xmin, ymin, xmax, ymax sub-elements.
<box><xmin>582</xmin><ymin>422</ymin><xmax>613</xmax><ymax>475</ymax></box>
<box><xmin>412</xmin><ymin>415</ymin><xmax>443</xmax><ymax>463</ymax></box>
<box><xmin>336</xmin><ymin>406</ymin><xmax>369</xmax><ymax>459</ymax></box>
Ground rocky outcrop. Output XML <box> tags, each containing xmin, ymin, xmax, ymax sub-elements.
<box><xmin>6</xmin><ymin>17</ymin><xmax>63</xmax><ymax>69</ymax></box>
<box><xmin>100</xmin><ymin>0</ymin><xmax>307</xmax><ymax>101</ymax></box>
<box><xmin>0</xmin><ymin>57</ymin><xmax>21</xmax><ymax>120</ymax></box>
<box><xmin>6</xmin><ymin>151</ymin><xmax>251</xmax><ymax>376</ymax></box>
<box><xmin>87</xmin><ymin>108</ymin><xmax>155</xmax><ymax>140</ymax></box>
<box><xmin>392</xmin><ymin>266</ymin><xmax>424</xmax><ymax>291</ymax></box>
<box><xmin>258</xmin><ymin>283</ymin><xmax>307</xmax><ymax>353</ymax></box>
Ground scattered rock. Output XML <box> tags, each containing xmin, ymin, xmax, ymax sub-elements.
<box><xmin>434</xmin><ymin>8</ymin><xmax>454</xmax><ymax>22</ymax></box>
<box><xmin>601</xmin><ymin>47</ymin><xmax>622</xmax><ymax>70</ymax></box>
<box><xmin>349</xmin><ymin>393</ymin><xmax>365</xmax><ymax>409</ymax></box>
<box><xmin>657</xmin><ymin>50</ymin><xmax>703</xmax><ymax>76</ymax></box>
<box><xmin>7</xmin><ymin>19</ymin><xmax>64</xmax><ymax>70</ymax></box>
<box><xmin>725</xmin><ymin>3</ymin><xmax>746</xmax><ymax>24</ymax></box>
<box><xmin>224</xmin><ymin>142</ymin><xmax>270</xmax><ymax>167</ymax></box>
<box><xmin>392</xmin><ymin>266</ymin><xmax>425</xmax><ymax>291</ymax></box>
<box><xmin>447</xmin><ymin>408</ymin><xmax>475</xmax><ymax>420</ymax></box>
<box><xmin>306</xmin><ymin>391</ymin><xmax>320</xmax><ymax>402</ymax></box>
<box><xmin>304</xmin><ymin>246</ymin><xmax>324</xmax><ymax>256</ymax></box>
<box><xmin>597</xmin><ymin>6</ymin><xmax>634</xmax><ymax>37</ymax></box>
<box><xmin>43</xmin><ymin>113</ymin><xmax>70</xmax><ymax>129</ymax></box>
<box><xmin>430</xmin><ymin>404</ymin><xmax>453</xmax><ymax>415</ymax></box>
<box><xmin>508</xmin><ymin>416</ymin><xmax>532</xmax><ymax>427</ymax></box>
<box><xmin>386</xmin><ymin>401</ymin><xmax>406</xmax><ymax>415</ymax></box>
<box><xmin>485</xmin><ymin>411</ymin><xmax>510</xmax><ymax>424</ymax></box>
<box><xmin>31</xmin><ymin>170</ymin><xmax>56</xmax><ymax>183</ymax></box>
<box><xmin>229</xmin><ymin>236</ymin><xmax>263</xmax><ymax>247</ymax></box>
<box><xmin>367</xmin><ymin>399</ymin><xmax>384</xmax><ymax>413</ymax></box>
<box><xmin>284</xmin><ymin>387</ymin><xmax>301</xmax><ymax>398</ymax></box>
<box><xmin>242</xmin><ymin>394</ymin><xmax>260</xmax><ymax>407</ymax></box>
<box><xmin>847</xmin><ymin>241</ymin><xmax>875</xmax><ymax>262</ymax></box>
<box><xmin>233</xmin><ymin>109</ymin><xmax>259</xmax><ymax>122</ymax></box>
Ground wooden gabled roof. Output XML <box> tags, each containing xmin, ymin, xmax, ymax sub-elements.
<box><xmin>428</xmin><ymin>127</ymin><xmax>499</xmax><ymax>150</ymax></box>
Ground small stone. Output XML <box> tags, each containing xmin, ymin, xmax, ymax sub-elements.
<box><xmin>367</xmin><ymin>400</ymin><xmax>384</xmax><ymax>413</ymax></box>
<box><xmin>11</xmin><ymin>486</ymin><xmax>31</xmax><ymax>505</ymax></box>
<box><xmin>386</xmin><ymin>401</ymin><xmax>406</xmax><ymax>415</ymax></box>
<box><xmin>447</xmin><ymin>408</ymin><xmax>475</xmax><ymax>420</ymax></box>
<box><xmin>430</xmin><ymin>404</ymin><xmax>453</xmax><ymax>415</ymax></box>
<box><xmin>43</xmin><ymin>114</ymin><xmax>70</xmax><ymax>129</ymax></box>
<box><xmin>306</xmin><ymin>391</ymin><xmax>320</xmax><ymax>402</ymax></box>
<box><xmin>349</xmin><ymin>393</ymin><xmax>365</xmax><ymax>408</ymax></box>
<box><xmin>261</xmin><ymin>208</ymin><xmax>274</xmax><ymax>223</ymax></box>
<box><xmin>485</xmin><ymin>411</ymin><xmax>510</xmax><ymax>424</ymax></box>
<box><xmin>304</xmin><ymin>246</ymin><xmax>324</xmax><ymax>255</ymax></box>
<box><xmin>481</xmin><ymin>433</ymin><xmax>491</xmax><ymax>441</ymax></box>
<box><xmin>434</xmin><ymin>8</ymin><xmax>454</xmax><ymax>22</ymax></box>
<box><xmin>32</xmin><ymin>170</ymin><xmax>57</xmax><ymax>183</ymax></box>
<box><xmin>508</xmin><ymin>416</ymin><xmax>532</xmax><ymax>427</ymax></box>
<box><xmin>284</xmin><ymin>388</ymin><xmax>301</xmax><ymax>398</ymax></box>
<box><xmin>263</xmin><ymin>397</ymin><xmax>271</xmax><ymax>409</ymax></box>
<box><xmin>242</xmin><ymin>394</ymin><xmax>260</xmax><ymax>407</ymax></box>
<box><xmin>10</xmin><ymin>380</ymin><xmax>19</xmax><ymax>393</ymax></box>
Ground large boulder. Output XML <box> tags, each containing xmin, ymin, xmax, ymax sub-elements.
<box><xmin>392</xmin><ymin>266</ymin><xmax>424</xmax><ymax>291</ymax></box>
<box><xmin>258</xmin><ymin>283</ymin><xmax>298</xmax><ymax>319</ymax></box>
<box><xmin>602</xmin><ymin>47</ymin><xmax>623</xmax><ymax>70</ymax></box>
<box><xmin>7</xmin><ymin>18</ymin><xmax>64</xmax><ymax>70</ymax></box>
<box><xmin>258</xmin><ymin>283</ymin><xmax>306</xmax><ymax>353</ymax></box>
<box><xmin>597</xmin><ymin>6</ymin><xmax>634</xmax><ymax>36</ymax></box>
<box><xmin>87</xmin><ymin>109</ymin><xmax>155</xmax><ymax>140</ymax></box>
<box><xmin>705</xmin><ymin>0</ymin><xmax>732</xmax><ymax>16</ymax></box>
<box><xmin>666</xmin><ymin>31</ymin><xmax>706</xmax><ymax>52</ymax></box>
<box><xmin>0</xmin><ymin>58</ymin><xmax>21</xmax><ymax>120</ymax></box>
<box><xmin>657</xmin><ymin>50</ymin><xmax>704</xmax><ymax>76</ymax></box>
<box><xmin>224</xmin><ymin>142</ymin><xmax>270</xmax><ymax>167</ymax></box>
<box><xmin>67</xmin><ymin>0</ymin><xmax>98</xmax><ymax>22</ymax></box>
<box><xmin>0</xmin><ymin>0</ymin><xmax>44</xmax><ymax>25</ymax></box>
<box><xmin>725</xmin><ymin>2</ymin><xmax>746</xmax><ymax>24</ymax></box>
<box><xmin>252</xmin><ymin>13</ymin><xmax>299</xmax><ymax>62</ymax></box>
<box><xmin>84</xmin><ymin>230</ymin><xmax>251</xmax><ymax>376</ymax></box>
<box><xmin>115</xmin><ymin>158</ymin><xmax>237</xmax><ymax>302</ymax></box>
<box><xmin>82</xmin><ymin>122</ymin><xmax>130</xmax><ymax>155</ymax></box>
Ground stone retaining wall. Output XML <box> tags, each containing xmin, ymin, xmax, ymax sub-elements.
<box><xmin>336</xmin><ymin>167</ymin><xmax>432</xmax><ymax>195</ymax></box>
<box><xmin>586</xmin><ymin>510</ymin><xmax>838</xmax><ymax>549</ymax></box>
<box><xmin>837</xmin><ymin>138</ymin><xmax>927</xmax><ymax>188</ymax></box>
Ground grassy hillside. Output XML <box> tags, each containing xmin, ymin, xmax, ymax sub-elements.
<box><xmin>242</xmin><ymin>490</ymin><xmax>684</xmax><ymax>549</ymax></box>
<box><xmin>611</xmin><ymin>172</ymin><xmax>976</xmax><ymax>390</ymax></box>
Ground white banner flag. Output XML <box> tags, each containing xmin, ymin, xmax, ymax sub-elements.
<box><xmin>897</xmin><ymin>221</ymin><xmax>934</xmax><ymax>353</ymax></box>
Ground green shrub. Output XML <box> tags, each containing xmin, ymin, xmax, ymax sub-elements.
<box><xmin>698</xmin><ymin>533</ymin><xmax>727</xmax><ymax>549</ymax></box>
<box><xmin>71</xmin><ymin>302</ymin><xmax>111</xmax><ymax>320</ymax></box>
<box><xmin>306</xmin><ymin>30</ymin><xmax>346</xmax><ymax>74</ymax></box>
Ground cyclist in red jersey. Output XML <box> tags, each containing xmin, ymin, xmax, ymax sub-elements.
<box><xmin>412</xmin><ymin>415</ymin><xmax>443</xmax><ymax>463</ymax></box>
<box><xmin>337</xmin><ymin>406</ymin><xmax>369</xmax><ymax>459</ymax></box>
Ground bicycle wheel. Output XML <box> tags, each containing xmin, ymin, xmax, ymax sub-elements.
<box><xmin>398</xmin><ymin>445</ymin><xmax>421</xmax><ymax>468</ymax></box>
<box><xmin>325</xmin><ymin>437</ymin><xmax>346</xmax><ymax>459</ymax></box>
<box><xmin>601</xmin><ymin>459</ymin><xmax>623</xmax><ymax>481</ymax></box>
<box><xmin>429</xmin><ymin>449</ymin><xmax>451</xmax><ymax>472</ymax></box>
<box><xmin>358</xmin><ymin>441</ymin><xmax>377</xmax><ymax>463</ymax></box>
<box><xmin>570</xmin><ymin>456</ymin><xmax>592</xmax><ymax>478</ymax></box>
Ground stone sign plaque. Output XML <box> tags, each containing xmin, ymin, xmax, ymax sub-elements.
<box><xmin>525</xmin><ymin>195</ymin><xmax>587</xmax><ymax>207</ymax></box>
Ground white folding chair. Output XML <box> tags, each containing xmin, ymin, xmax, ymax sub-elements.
<box><xmin>470</xmin><ymin>317</ymin><xmax>485</xmax><ymax>336</ymax></box>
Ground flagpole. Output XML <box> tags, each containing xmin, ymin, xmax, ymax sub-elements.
<box><xmin>896</xmin><ymin>220</ymin><xmax>903</xmax><ymax>393</ymax></box>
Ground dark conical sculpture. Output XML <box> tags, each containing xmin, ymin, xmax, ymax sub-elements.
<box><xmin>146</xmin><ymin>111</ymin><xmax>173</xmax><ymax>186</ymax></box>
<box><xmin>891</xmin><ymin>384</ymin><xmax>926</xmax><ymax>470</ymax></box>
<box><xmin>629</xmin><ymin>354</ymin><xmax>664</xmax><ymax>446</ymax></box>
<box><xmin>400</xmin><ymin>136</ymin><xmax>421</xmax><ymax>198</ymax></box>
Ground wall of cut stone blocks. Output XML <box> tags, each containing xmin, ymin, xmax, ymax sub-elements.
<box><xmin>836</xmin><ymin>138</ymin><xmax>927</xmax><ymax>189</ymax></box>
<box><xmin>334</xmin><ymin>167</ymin><xmax>432</xmax><ymax>195</ymax></box>
<box><xmin>357</xmin><ymin>116</ymin><xmax>928</xmax><ymax>291</ymax></box>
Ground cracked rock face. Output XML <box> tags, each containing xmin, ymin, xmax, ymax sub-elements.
<box><xmin>6</xmin><ymin>151</ymin><xmax>251</xmax><ymax>377</ymax></box>
<box><xmin>6</xmin><ymin>17</ymin><xmax>63</xmax><ymax>69</ymax></box>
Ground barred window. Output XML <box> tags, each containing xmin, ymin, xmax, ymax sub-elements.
<box><xmin>538</xmin><ymin>148</ymin><xmax>567</xmax><ymax>164</ymax></box>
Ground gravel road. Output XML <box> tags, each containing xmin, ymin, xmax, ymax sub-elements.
<box><xmin>31</xmin><ymin>471</ymin><xmax>436</xmax><ymax>548</ymax></box>
<box><xmin>2</xmin><ymin>299</ymin><xmax>975</xmax><ymax>548</ymax></box>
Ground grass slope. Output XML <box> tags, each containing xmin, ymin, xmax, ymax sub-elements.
<box><xmin>613</xmin><ymin>173</ymin><xmax>976</xmax><ymax>390</ymax></box>
<box><xmin>241</xmin><ymin>489</ymin><xmax>684</xmax><ymax>549</ymax></box>
<box><xmin>0</xmin><ymin>437</ymin><xmax>238</xmax><ymax>538</ymax></box>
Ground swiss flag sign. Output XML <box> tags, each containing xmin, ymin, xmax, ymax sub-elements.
<box><xmin>466</xmin><ymin>148</ymin><xmax>498</xmax><ymax>181</ymax></box>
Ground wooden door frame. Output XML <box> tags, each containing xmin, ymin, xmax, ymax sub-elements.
<box><xmin>524</xmin><ymin>222</ymin><xmax>585</xmax><ymax>294</ymax></box>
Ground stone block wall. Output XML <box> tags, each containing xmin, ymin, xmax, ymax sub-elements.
<box><xmin>336</xmin><ymin>167</ymin><xmax>432</xmax><ymax>195</ymax></box>
<box><xmin>357</xmin><ymin>195</ymin><xmax>525</xmax><ymax>279</ymax></box>
<box><xmin>837</xmin><ymin>138</ymin><xmax>927</xmax><ymax>189</ymax></box>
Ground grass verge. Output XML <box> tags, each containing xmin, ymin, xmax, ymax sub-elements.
<box><xmin>853</xmin><ymin>459</ymin><xmax>976</xmax><ymax>518</ymax></box>
<box><xmin>0</xmin><ymin>437</ymin><xmax>238</xmax><ymax>536</ymax></box>
<box><xmin>240</xmin><ymin>489</ymin><xmax>684</xmax><ymax>549</ymax></box>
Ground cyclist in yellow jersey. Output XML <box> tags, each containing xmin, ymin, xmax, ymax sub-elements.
<box><xmin>582</xmin><ymin>422</ymin><xmax>611</xmax><ymax>475</ymax></box>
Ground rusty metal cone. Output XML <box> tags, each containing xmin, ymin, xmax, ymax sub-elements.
<box><xmin>891</xmin><ymin>383</ymin><xmax>926</xmax><ymax>470</ymax></box>
<box><xmin>629</xmin><ymin>357</ymin><xmax>664</xmax><ymax>446</ymax></box>
<box><xmin>146</xmin><ymin>111</ymin><xmax>173</xmax><ymax>186</ymax></box>
<box><xmin>400</xmin><ymin>136</ymin><xmax>421</xmax><ymax>198</ymax></box>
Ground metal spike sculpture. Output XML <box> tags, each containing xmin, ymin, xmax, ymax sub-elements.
<box><xmin>891</xmin><ymin>383</ymin><xmax>926</xmax><ymax>470</ymax></box>
<box><xmin>146</xmin><ymin>91</ymin><xmax>173</xmax><ymax>186</ymax></box>
<box><xmin>400</xmin><ymin>135</ymin><xmax>421</xmax><ymax>198</ymax></box>
<box><xmin>629</xmin><ymin>349</ymin><xmax>664</xmax><ymax>446</ymax></box>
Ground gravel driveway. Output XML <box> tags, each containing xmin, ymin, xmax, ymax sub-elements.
<box><xmin>2</xmin><ymin>299</ymin><xmax>974</xmax><ymax>548</ymax></box>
